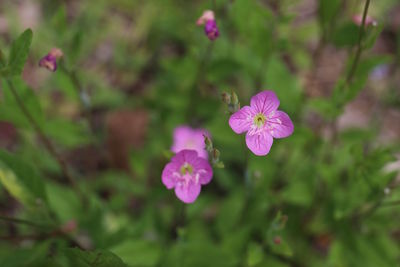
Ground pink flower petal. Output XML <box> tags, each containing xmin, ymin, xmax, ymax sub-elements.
<box><xmin>171</xmin><ymin>149</ymin><xmax>198</xmax><ymax>165</ymax></box>
<box><xmin>268</xmin><ymin>111</ymin><xmax>294</xmax><ymax>138</ymax></box>
<box><xmin>161</xmin><ymin>162</ymin><xmax>178</xmax><ymax>189</ymax></box>
<box><xmin>229</xmin><ymin>106</ymin><xmax>253</xmax><ymax>134</ymax></box>
<box><xmin>171</xmin><ymin>127</ymin><xmax>209</xmax><ymax>159</ymax></box>
<box><xmin>250</xmin><ymin>90</ymin><xmax>280</xmax><ymax>114</ymax></box>
<box><xmin>245</xmin><ymin>132</ymin><xmax>273</xmax><ymax>156</ymax></box>
<box><xmin>192</xmin><ymin>157</ymin><xmax>213</xmax><ymax>185</ymax></box>
<box><xmin>181</xmin><ymin>149</ymin><xmax>199</xmax><ymax>162</ymax></box>
<box><xmin>175</xmin><ymin>182</ymin><xmax>201</xmax><ymax>203</ymax></box>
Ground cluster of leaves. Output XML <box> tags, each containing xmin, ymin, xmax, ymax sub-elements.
<box><xmin>0</xmin><ymin>0</ymin><xmax>399</xmax><ymax>267</ymax></box>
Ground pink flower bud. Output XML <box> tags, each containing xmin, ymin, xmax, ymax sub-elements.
<box><xmin>196</xmin><ymin>10</ymin><xmax>215</xmax><ymax>26</ymax></box>
<box><xmin>197</xmin><ymin>10</ymin><xmax>219</xmax><ymax>41</ymax></box>
<box><xmin>60</xmin><ymin>219</ymin><xmax>77</xmax><ymax>234</ymax></box>
<box><xmin>204</xmin><ymin>20</ymin><xmax>219</xmax><ymax>41</ymax></box>
<box><xmin>274</xmin><ymin>236</ymin><xmax>282</xmax><ymax>245</ymax></box>
<box><xmin>38</xmin><ymin>48</ymin><xmax>63</xmax><ymax>72</ymax></box>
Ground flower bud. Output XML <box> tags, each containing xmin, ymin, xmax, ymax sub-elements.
<box><xmin>231</xmin><ymin>91</ymin><xmax>239</xmax><ymax>105</ymax></box>
<box><xmin>38</xmin><ymin>48</ymin><xmax>63</xmax><ymax>72</ymax></box>
<box><xmin>60</xmin><ymin>219</ymin><xmax>77</xmax><ymax>234</ymax></box>
<box><xmin>197</xmin><ymin>10</ymin><xmax>219</xmax><ymax>41</ymax></box>
<box><xmin>196</xmin><ymin>10</ymin><xmax>215</xmax><ymax>26</ymax></box>
<box><xmin>212</xmin><ymin>148</ymin><xmax>220</xmax><ymax>160</ymax></box>
<box><xmin>204</xmin><ymin>20</ymin><xmax>219</xmax><ymax>41</ymax></box>
<box><xmin>274</xmin><ymin>236</ymin><xmax>281</xmax><ymax>245</ymax></box>
<box><xmin>204</xmin><ymin>134</ymin><xmax>213</xmax><ymax>151</ymax></box>
<box><xmin>221</xmin><ymin>91</ymin><xmax>231</xmax><ymax>104</ymax></box>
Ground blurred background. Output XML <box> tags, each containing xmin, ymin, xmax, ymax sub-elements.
<box><xmin>0</xmin><ymin>0</ymin><xmax>400</xmax><ymax>266</ymax></box>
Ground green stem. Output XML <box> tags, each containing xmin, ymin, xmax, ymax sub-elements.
<box><xmin>0</xmin><ymin>215</ymin><xmax>47</xmax><ymax>228</ymax></box>
<box><xmin>59</xmin><ymin>63</ymin><xmax>94</xmax><ymax>133</ymax></box>
<box><xmin>344</xmin><ymin>0</ymin><xmax>371</xmax><ymax>86</ymax></box>
<box><xmin>212</xmin><ymin>0</ymin><xmax>217</xmax><ymax>10</ymax></box>
<box><xmin>186</xmin><ymin>42</ymin><xmax>214</xmax><ymax>122</ymax></box>
<box><xmin>6</xmin><ymin>79</ymin><xmax>86</xmax><ymax>206</ymax></box>
<box><xmin>381</xmin><ymin>200</ymin><xmax>400</xmax><ymax>207</ymax></box>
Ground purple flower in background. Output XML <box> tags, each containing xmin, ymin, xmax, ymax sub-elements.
<box><xmin>197</xmin><ymin>10</ymin><xmax>219</xmax><ymax>41</ymax></box>
<box><xmin>204</xmin><ymin>20</ymin><xmax>219</xmax><ymax>40</ymax></box>
<box><xmin>229</xmin><ymin>90</ymin><xmax>294</xmax><ymax>156</ymax></box>
<box><xmin>171</xmin><ymin>126</ymin><xmax>209</xmax><ymax>159</ymax></box>
<box><xmin>162</xmin><ymin>150</ymin><xmax>213</xmax><ymax>203</ymax></box>
<box><xmin>39</xmin><ymin>48</ymin><xmax>63</xmax><ymax>72</ymax></box>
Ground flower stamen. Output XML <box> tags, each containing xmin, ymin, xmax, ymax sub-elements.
<box><xmin>180</xmin><ymin>162</ymin><xmax>193</xmax><ymax>175</ymax></box>
<box><xmin>253</xmin><ymin>113</ymin><xmax>266</xmax><ymax>128</ymax></box>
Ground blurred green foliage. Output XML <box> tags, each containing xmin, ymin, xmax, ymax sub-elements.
<box><xmin>0</xmin><ymin>0</ymin><xmax>400</xmax><ymax>266</ymax></box>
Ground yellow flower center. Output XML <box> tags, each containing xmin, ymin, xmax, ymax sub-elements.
<box><xmin>253</xmin><ymin>113</ymin><xmax>266</xmax><ymax>128</ymax></box>
<box><xmin>180</xmin><ymin>163</ymin><xmax>193</xmax><ymax>175</ymax></box>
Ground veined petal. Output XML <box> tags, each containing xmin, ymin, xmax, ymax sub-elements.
<box><xmin>268</xmin><ymin>110</ymin><xmax>294</xmax><ymax>138</ymax></box>
<box><xmin>171</xmin><ymin>149</ymin><xmax>198</xmax><ymax>165</ymax></box>
<box><xmin>245</xmin><ymin>131</ymin><xmax>273</xmax><ymax>156</ymax></box>
<box><xmin>171</xmin><ymin>127</ymin><xmax>209</xmax><ymax>159</ymax></box>
<box><xmin>175</xmin><ymin>182</ymin><xmax>201</xmax><ymax>203</ymax></box>
<box><xmin>171</xmin><ymin>126</ymin><xmax>192</xmax><ymax>153</ymax></box>
<box><xmin>229</xmin><ymin>106</ymin><xmax>253</xmax><ymax>134</ymax></box>
<box><xmin>192</xmin><ymin>157</ymin><xmax>213</xmax><ymax>185</ymax></box>
<box><xmin>161</xmin><ymin>162</ymin><xmax>179</xmax><ymax>189</ymax></box>
<box><xmin>250</xmin><ymin>90</ymin><xmax>280</xmax><ymax>114</ymax></box>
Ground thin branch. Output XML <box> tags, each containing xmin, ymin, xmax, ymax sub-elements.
<box><xmin>344</xmin><ymin>0</ymin><xmax>371</xmax><ymax>86</ymax></box>
<box><xmin>186</xmin><ymin>42</ymin><xmax>214</xmax><ymax>122</ymax></box>
<box><xmin>0</xmin><ymin>215</ymin><xmax>47</xmax><ymax>229</ymax></box>
<box><xmin>380</xmin><ymin>200</ymin><xmax>400</xmax><ymax>207</ymax></box>
<box><xmin>59</xmin><ymin>63</ymin><xmax>94</xmax><ymax>133</ymax></box>
<box><xmin>6</xmin><ymin>79</ymin><xmax>86</xmax><ymax>205</ymax></box>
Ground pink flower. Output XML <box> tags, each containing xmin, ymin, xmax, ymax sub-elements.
<box><xmin>196</xmin><ymin>10</ymin><xmax>219</xmax><ymax>41</ymax></box>
<box><xmin>352</xmin><ymin>14</ymin><xmax>377</xmax><ymax>27</ymax></box>
<box><xmin>38</xmin><ymin>48</ymin><xmax>63</xmax><ymax>72</ymax></box>
<box><xmin>196</xmin><ymin>10</ymin><xmax>215</xmax><ymax>26</ymax></box>
<box><xmin>162</xmin><ymin>150</ymin><xmax>213</xmax><ymax>203</ymax></box>
<box><xmin>171</xmin><ymin>126</ymin><xmax>209</xmax><ymax>159</ymax></box>
<box><xmin>229</xmin><ymin>90</ymin><xmax>294</xmax><ymax>156</ymax></box>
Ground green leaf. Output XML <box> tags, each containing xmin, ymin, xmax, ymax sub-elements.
<box><xmin>246</xmin><ymin>242</ymin><xmax>264</xmax><ymax>267</ymax></box>
<box><xmin>7</xmin><ymin>28</ymin><xmax>33</xmax><ymax>76</ymax></box>
<box><xmin>0</xmin><ymin>150</ymin><xmax>47</xmax><ymax>208</ymax></box>
<box><xmin>216</xmin><ymin>191</ymin><xmax>245</xmax><ymax>236</ymax></box>
<box><xmin>335</xmin><ymin>55</ymin><xmax>392</xmax><ymax>105</ymax></box>
<box><xmin>0</xmin><ymin>241</ymin><xmax>50</xmax><ymax>267</ymax></box>
<box><xmin>332</xmin><ymin>22</ymin><xmax>359</xmax><ymax>47</ymax></box>
<box><xmin>266</xmin><ymin>213</ymin><xmax>293</xmax><ymax>257</ymax></box>
<box><xmin>44</xmin><ymin>119</ymin><xmax>91</xmax><ymax>148</ymax></box>
<box><xmin>363</xmin><ymin>23</ymin><xmax>384</xmax><ymax>50</ymax></box>
<box><xmin>263</xmin><ymin>55</ymin><xmax>302</xmax><ymax>115</ymax></box>
<box><xmin>318</xmin><ymin>0</ymin><xmax>341</xmax><ymax>26</ymax></box>
<box><xmin>0</xmin><ymin>78</ymin><xmax>44</xmax><ymax>128</ymax></box>
<box><xmin>165</xmin><ymin>241</ymin><xmax>239</xmax><ymax>267</ymax></box>
<box><xmin>207</xmin><ymin>58</ymin><xmax>241</xmax><ymax>83</ymax></box>
<box><xmin>281</xmin><ymin>179</ymin><xmax>313</xmax><ymax>207</ymax></box>
<box><xmin>0</xmin><ymin>49</ymin><xmax>6</xmax><ymax>68</ymax></box>
<box><xmin>65</xmin><ymin>248</ymin><xmax>127</xmax><ymax>267</ymax></box>
<box><xmin>47</xmin><ymin>182</ymin><xmax>81</xmax><ymax>223</ymax></box>
<box><xmin>110</xmin><ymin>240</ymin><xmax>161</xmax><ymax>267</ymax></box>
